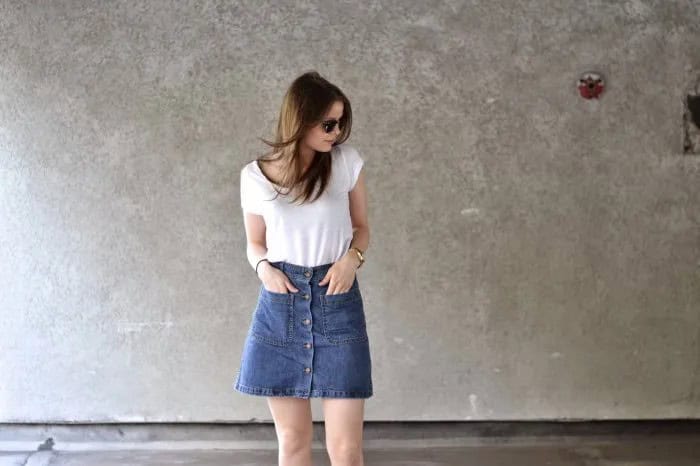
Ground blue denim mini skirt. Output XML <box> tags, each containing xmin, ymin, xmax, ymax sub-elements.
<box><xmin>233</xmin><ymin>260</ymin><xmax>373</xmax><ymax>399</ymax></box>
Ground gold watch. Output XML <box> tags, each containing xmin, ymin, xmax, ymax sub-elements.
<box><xmin>349</xmin><ymin>246</ymin><xmax>365</xmax><ymax>268</ymax></box>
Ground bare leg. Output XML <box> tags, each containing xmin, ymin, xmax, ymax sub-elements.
<box><xmin>321</xmin><ymin>398</ymin><xmax>365</xmax><ymax>466</ymax></box>
<box><xmin>267</xmin><ymin>397</ymin><xmax>314</xmax><ymax>466</ymax></box>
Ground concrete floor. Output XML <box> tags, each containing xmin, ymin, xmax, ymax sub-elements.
<box><xmin>2</xmin><ymin>435</ymin><xmax>700</xmax><ymax>466</ymax></box>
<box><xmin>2</xmin><ymin>422</ymin><xmax>699</xmax><ymax>465</ymax></box>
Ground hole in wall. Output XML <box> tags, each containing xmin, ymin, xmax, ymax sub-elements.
<box><xmin>683</xmin><ymin>76</ymin><xmax>700</xmax><ymax>155</ymax></box>
<box><xmin>687</xmin><ymin>95</ymin><xmax>700</xmax><ymax>129</ymax></box>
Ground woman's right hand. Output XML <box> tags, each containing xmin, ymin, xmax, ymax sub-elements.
<box><xmin>258</xmin><ymin>262</ymin><xmax>299</xmax><ymax>294</ymax></box>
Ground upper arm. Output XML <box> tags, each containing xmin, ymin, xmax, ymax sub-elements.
<box><xmin>243</xmin><ymin>211</ymin><xmax>266</xmax><ymax>247</ymax></box>
<box><xmin>344</xmin><ymin>146</ymin><xmax>367</xmax><ymax>229</ymax></box>
<box><xmin>349</xmin><ymin>168</ymin><xmax>368</xmax><ymax>230</ymax></box>
<box><xmin>240</xmin><ymin>166</ymin><xmax>266</xmax><ymax>246</ymax></box>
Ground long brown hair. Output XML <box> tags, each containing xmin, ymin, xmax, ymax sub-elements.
<box><xmin>253</xmin><ymin>70</ymin><xmax>353</xmax><ymax>205</ymax></box>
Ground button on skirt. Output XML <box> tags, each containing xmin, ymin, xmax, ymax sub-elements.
<box><xmin>233</xmin><ymin>260</ymin><xmax>373</xmax><ymax>399</ymax></box>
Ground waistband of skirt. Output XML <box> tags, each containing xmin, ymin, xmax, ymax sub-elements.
<box><xmin>267</xmin><ymin>260</ymin><xmax>334</xmax><ymax>277</ymax></box>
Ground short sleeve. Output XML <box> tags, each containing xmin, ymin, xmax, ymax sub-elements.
<box><xmin>240</xmin><ymin>166</ymin><xmax>264</xmax><ymax>215</ymax></box>
<box><xmin>343</xmin><ymin>145</ymin><xmax>364</xmax><ymax>192</ymax></box>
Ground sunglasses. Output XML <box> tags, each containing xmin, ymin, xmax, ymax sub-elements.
<box><xmin>321</xmin><ymin>118</ymin><xmax>343</xmax><ymax>133</ymax></box>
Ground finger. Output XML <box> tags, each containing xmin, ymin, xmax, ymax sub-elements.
<box><xmin>328</xmin><ymin>281</ymin><xmax>338</xmax><ymax>296</ymax></box>
<box><xmin>319</xmin><ymin>274</ymin><xmax>329</xmax><ymax>286</ymax></box>
<box><xmin>286</xmin><ymin>281</ymin><xmax>299</xmax><ymax>293</ymax></box>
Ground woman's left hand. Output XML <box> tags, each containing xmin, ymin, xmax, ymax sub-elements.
<box><xmin>319</xmin><ymin>254</ymin><xmax>360</xmax><ymax>295</ymax></box>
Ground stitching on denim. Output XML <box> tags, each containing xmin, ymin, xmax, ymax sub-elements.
<box><xmin>234</xmin><ymin>382</ymin><xmax>372</xmax><ymax>398</ymax></box>
<box><xmin>319</xmin><ymin>285</ymin><xmax>361</xmax><ymax>306</ymax></box>
<box><xmin>250</xmin><ymin>294</ymin><xmax>295</xmax><ymax>347</ymax></box>
<box><xmin>320</xmin><ymin>290</ymin><xmax>368</xmax><ymax>345</ymax></box>
<box><xmin>261</xmin><ymin>287</ymin><xmax>293</xmax><ymax>304</ymax></box>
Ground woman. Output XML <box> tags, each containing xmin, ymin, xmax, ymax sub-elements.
<box><xmin>233</xmin><ymin>70</ymin><xmax>372</xmax><ymax>466</ymax></box>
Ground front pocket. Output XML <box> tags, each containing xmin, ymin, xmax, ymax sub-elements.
<box><xmin>320</xmin><ymin>286</ymin><xmax>368</xmax><ymax>344</ymax></box>
<box><xmin>251</xmin><ymin>286</ymin><xmax>294</xmax><ymax>346</ymax></box>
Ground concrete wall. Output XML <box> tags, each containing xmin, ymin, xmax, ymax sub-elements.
<box><xmin>1</xmin><ymin>0</ymin><xmax>699</xmax><ymax>422</ymax></box>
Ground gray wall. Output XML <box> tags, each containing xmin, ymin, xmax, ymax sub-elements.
<box><xmin>1</xmin><ymin>0</ymin><xmax>699</xmax><ymax>422</ymax></box>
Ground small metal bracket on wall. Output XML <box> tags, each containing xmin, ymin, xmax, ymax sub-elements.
<box><xmin>683</xmin><ymin>76</ymin><xmax>700</xmax><ymax>155</ymax></box>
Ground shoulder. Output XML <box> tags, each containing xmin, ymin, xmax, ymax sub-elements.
<box><xmin>333</xmin><ymin>143</ymin><xmax>363</xmax><ymax>166</ymax></box>
<box><xmin>240</xmin><ymin>160</ymin><xmax>269</xmax><ymax>193</ymax></box>
<box><xmin>333</xmin><ymin>143</ymin><xmax>364</xmax><ymax>192</ymax></box>
<box><xmin>241</xmin><ymin>160</ymin><xmax>257</xmax><ymax>175</ymax></box>
<box><xmin>240</xmin><ymin>160</ymin><xmax>262</xmax><ymax>182</ymax></box>
<box><xmin>334</xmin><ymin>143</ymin><xmax>360</xmax><ymax>158</ymax></box>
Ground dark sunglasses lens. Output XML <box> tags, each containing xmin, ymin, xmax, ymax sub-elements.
<box><xmin>322</xmin><ymin>120</ymin><xmax>341</xmax><ymax>133</ymax></box>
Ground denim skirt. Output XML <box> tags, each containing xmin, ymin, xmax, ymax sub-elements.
<box><xmin>233</xmin><ymin>260</ymin><xmax>373</xmax><ymax>399</ymax></box>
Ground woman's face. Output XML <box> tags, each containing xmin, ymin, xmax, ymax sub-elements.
<box><xmin>301</xmin><ymin>100</ymin><xmax>344</xmax><ymax>154</ymax></box>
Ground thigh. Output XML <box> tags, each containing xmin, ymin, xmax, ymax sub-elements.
<box><xmin>267</xmin><ymin>397</ymin><xmax>313</xmax><ymax>437</ymax></box>
<box><xmin>321</xmin><ymin>398</ymin><xmax>365</xmax><ymax>445</ymax></box>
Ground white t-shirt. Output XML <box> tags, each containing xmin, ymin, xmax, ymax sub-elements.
<box><xmin>240</xmin><ymin>143</ymin><xmax>364</xmax><ymax>267</ymax></box>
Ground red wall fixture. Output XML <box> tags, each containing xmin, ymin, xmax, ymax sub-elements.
<box><xmin>578</xmin><ymin>71</ymin><xmax>605</xmax><ymax>99</ymax></box>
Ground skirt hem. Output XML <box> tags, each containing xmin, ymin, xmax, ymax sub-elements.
<box><xmin>233</xmin><ymin>381</ymin><xmax>372</xmax><ymax>399</ymax></box>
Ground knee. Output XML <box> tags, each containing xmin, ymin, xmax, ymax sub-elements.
<box><xmin>327</xmin><ymin>440</ymin><xmax>363</xmax><ymax>465</ymax></box>
<box><xmin>277</xmin><ymin>428</ymin><xmax>312</xmax><ymax>456</ymax></box>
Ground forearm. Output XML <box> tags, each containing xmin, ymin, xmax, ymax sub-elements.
<box><xmin>246</xmin><ymin>241</ymin><xmax>268</xmax><ymax>276</ymax></box>
<box><xmin>343</xmin><ymin>226</ymin><xmax>369</xmax><ymax>267</ymax></box>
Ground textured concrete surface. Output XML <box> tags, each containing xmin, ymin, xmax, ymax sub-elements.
<box><xmin>2</xmin><ymin>421</ymin><xmax>699</xmax><ymax>465</ymax></box>
<box><xmin>1</xmin><ymin>0</ymin><xmax>700</xmax><ymax>423</ymax></box>
<box><xmin>2</xmin><ymin>436</ymin><xmax>700</xmax><ymax>466</ymax></box>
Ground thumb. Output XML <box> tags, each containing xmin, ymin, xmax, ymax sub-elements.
<box><xmin>318</xmin><ymin>272</ymin><xmax>330</xmax><ymax>286</ymax></box>
<box><xmin>286</xmin><ymin>281</ymin><xmax>299</xmax><ymax>293</ymax></box>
